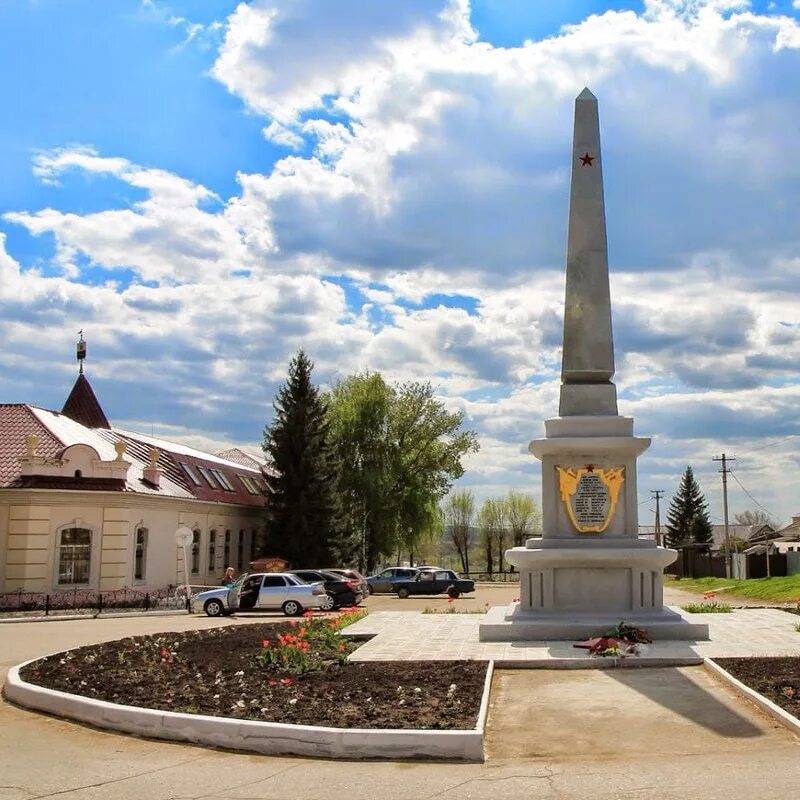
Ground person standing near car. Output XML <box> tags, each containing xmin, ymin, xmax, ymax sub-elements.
<box><xmin>221</xmin><ymin>566</ymin><xmax>236</xmax><ymax>586</ymax></box>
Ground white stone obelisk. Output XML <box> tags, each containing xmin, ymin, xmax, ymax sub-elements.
<box><xmin>480</xmin><ymin>89</ymin><xmax>707</xmax><ymax>642</ymax></box>
<box><xmin>560</xmin><ymin>88</ymin><xmax>617</xmax><ymax>417</ymax></box>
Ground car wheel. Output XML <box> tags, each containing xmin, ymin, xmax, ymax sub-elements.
<box><xmin>367</xmin><ymin>585</ymin><xmax>374</xmax><ymax>595</ymax></box>
<box><xmin>447</xmin><ymin>587</ymin><xmax>460</xmax><ymax>599</ymax></box>
<box><xmin>204</xmin><ymin>599</ymin><xmax>225</xmax><ymax>617</ymax></box>
<box><xmin>320</xmin><ymin>593</ymin><xmax>335</xmax><ymax>611</ymax></box>
<box><xmin>282</xmin><ymin>600</ymin><xmax>302</xmax><ymax>616</ymax></box>
<box><xmin>397</xmin><ymin>587</ymin><xmax>410</xmax><ymax>599</ymax></box>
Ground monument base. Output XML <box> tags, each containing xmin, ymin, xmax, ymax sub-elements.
<box><xmin>479</xmin><ymin>603</ymin><xmax>709</xmax><ymax>642</ymax></box>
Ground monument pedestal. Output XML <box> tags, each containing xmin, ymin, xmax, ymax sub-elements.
<box><xmin>477</xmin><ymin>414</ymin><xmax>709</xmax><ymax>642</ymax></box>
<box><xmin>480</xmin><ymin>603</ymin><xmax>709</xmax><ymax>642</ymax></box>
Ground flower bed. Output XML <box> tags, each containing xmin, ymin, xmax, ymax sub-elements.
<box><xmin>712</xmin><ymin>657</ymin><xmax>800</xmax><ymax>722</ymax></box>
<box><xmin>18</xmin><ymin>616</ymin><xmax>486</xmax><ymax>730</ymax></box>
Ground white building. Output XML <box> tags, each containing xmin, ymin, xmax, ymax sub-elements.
<box><xmin>0</xmin><ymin>368</ymin><xmax>266</xmax><ymax>594</ymax></box>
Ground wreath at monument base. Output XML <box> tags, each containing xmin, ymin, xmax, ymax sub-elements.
<box><xmin>573</xmin><ymin>622</ymin><xmax>652</xmax><ymax>657</ymax></box>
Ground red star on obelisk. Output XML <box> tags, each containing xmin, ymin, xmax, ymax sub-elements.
<box><xmin>580</xmin><ymin>152</ymin><xmax>594</xmax><ymax>166</ymax></box>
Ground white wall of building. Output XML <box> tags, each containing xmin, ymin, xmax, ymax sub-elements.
<box><xmin>0</xmin><ymin>489</ymin><xmax>263</xmax><ymax>594</ymax></box>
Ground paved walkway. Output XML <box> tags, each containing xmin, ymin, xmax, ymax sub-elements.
<box><xmin>344</xmin><ymin>606</ymin><xmax>800</xmax><ymax>664</ymax></box>
<box><xmin>1</xmin><ymin>607</ymin><xmax>799</xmax><ymax>799</ymax></box>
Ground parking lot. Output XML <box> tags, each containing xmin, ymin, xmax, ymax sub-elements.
<box><xmin>364</xmin><ymin>580</ymin><xmax>518</xmax><ymax>612</ymax></box>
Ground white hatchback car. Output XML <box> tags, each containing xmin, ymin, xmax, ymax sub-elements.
<box><xmin>190</xmin><ymin>572</ymin><xmax>328</xmax><ymax>617</ymax></box>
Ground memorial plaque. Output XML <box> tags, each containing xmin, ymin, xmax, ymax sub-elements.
<box><xmin>556</xmin><ymin>465</ymin><xmax>625</xmax><ymax>533</ymax></box>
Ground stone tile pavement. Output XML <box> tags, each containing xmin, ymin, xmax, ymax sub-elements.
<box><xmin>343</xmin><ymin>606</ymin><xmax>800</xmax><ymax>665</ymax></box>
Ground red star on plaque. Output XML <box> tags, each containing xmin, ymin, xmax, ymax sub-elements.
<box><xmin>580</xmin><ymin>152</ymin><xmax>594</xmax><ymax>166</ymax></box>
<box><xmin>585</xmin><ymin>464</ymin><xmax>595</xmax><ymax>472</ymax></box>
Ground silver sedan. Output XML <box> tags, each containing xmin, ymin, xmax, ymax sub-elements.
<box><xmin>190</xmin><ymin>572</ymin><xmax>327</xmax><ymax>617</ymax></box>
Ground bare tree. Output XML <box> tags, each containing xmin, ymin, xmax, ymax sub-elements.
<box><xmin>444</xmin><ymin>490</ymin><xmax>475</xmax><ymax>573</ymax></box>
<box><xmin>734</xmin><ymin>509</ymin><xmax>780</xmax><ymax>529</ymax></box>
<box><xmin>477</xmin><ymin>498</ymin><xmax>505</xmax><ymax>576</ymax></box>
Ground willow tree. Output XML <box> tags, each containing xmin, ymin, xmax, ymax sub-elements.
<box><xmin>505</xmin><ymin>490</ymin><xmax>541</xmax><ymax>546</ymax></box>
<box><xmin>444</xmin><ymin>489</ymin><xmax>475</xmax><ymax>573</ymax></box>
<box><xmin>327</xmin><ymin>375</ymin><xmax>478</xmax><ymax>571</ymax></box>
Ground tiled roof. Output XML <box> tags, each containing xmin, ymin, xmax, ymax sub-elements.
<box><xmin>0</xmin><ymin>405</ymin><xmax>63</xmax><ymax>487</ymax></box>
<box><xmin>61</xmin><ymin>374</ymin><xmax>110</xmax><ymax>429</ymax></box>
<box><xmin>1</xmin><ymin>405</ymin><xmax>265</xmax><ymax>507</ymax></box>
<box><xmin>215</xmin><ymin>447</ymin><xmax>266</xmax><ymax>470</ymax></box>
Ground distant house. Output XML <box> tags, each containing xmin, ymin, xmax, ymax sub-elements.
<box><xmin>0</xmin><ymin>368</ymin><xmax>266</xmax><ymax>594</ymax></box>
<box><xmin>771</xmin><ymin>514</ymin><xmax>800</xmax><ymax>553</ymax></box>
<box><xmin>709</xmin><ymin>524</ymin><xmax>777</xmax><ymax>552</ymax></box>
<box><xmin>637</xmin><ymin>523</ymin><xmax>778</xmax><ymax>552</ymax></box>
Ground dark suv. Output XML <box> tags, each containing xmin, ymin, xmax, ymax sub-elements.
<box><xmin>289</xmin><ymin>569</ymin><xmax>363</xmax><ymax>611</ymax></box>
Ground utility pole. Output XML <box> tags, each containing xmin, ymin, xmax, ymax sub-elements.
<box><xmin>713</xmin><ymin>454</ymin><xmax>736</xmax><ymax>578</ymax></box>
<box><xmin>651</xmin><ymin>490</ymin><xmax>664</xmax><ymax>547</ymax></box>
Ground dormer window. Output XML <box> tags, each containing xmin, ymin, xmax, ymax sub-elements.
<box><xmin>180</xmin><ymin>463</ymin><xmax>202</xmax><ymax>486</ymax></box>
<box><xmin>196</xmin><ymin>466</ymin><xmax>218</xmax><ymax>488</ymax></box>
<box><xmin>238</xmin><ymin>475</ymin><xmax>260</xmax><ymax>495</ymax></box>
<box><xmin>210</xmin><ymin>468</ymin><xmax>235</xmax><ymax>491</ymax></box>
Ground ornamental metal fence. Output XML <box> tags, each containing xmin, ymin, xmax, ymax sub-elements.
<box><xmin>0</xmin><ymin>585</ymin><xmax>194</xmax><ymax>617</ymax></box>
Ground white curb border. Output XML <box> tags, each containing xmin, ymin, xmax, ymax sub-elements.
<box><xmin>3</xmin><ymin>658</ymin><xmax>494</xmax><ymax>762</ymax></box>
<box><xmin>704</xmin><ymin>658</ymin><xmax>800</xmax><ymax>736</ymax></box>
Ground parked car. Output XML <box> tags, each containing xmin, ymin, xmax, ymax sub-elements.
<box><xmin>366</xmin><ymin>566</ymin><xmax>420</xmax><ymax>594</ymax></box>
<box><xmin>289</xmin><ymin>569</ymin><xmax>364</xmax><ymax>610</ymax></box>
<box><xmin>190</xmin><ymin>572</ymin><xmax>327</xmax><ymax>617</ymax></box>
<box><xmin>392</xmin><ymin>569</ymin><xmax>475</xmax><ymax>599</ymax></box>
<box><xmin>325</xmin><ymin>568</ymin><xmax>369</xmax><ymax>597</ymax></box>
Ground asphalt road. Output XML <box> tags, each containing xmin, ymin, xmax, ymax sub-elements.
<box><xmin>1</xmin><ymin>584</ymin><xmax>798</xmax><ymax>800</ymax></box>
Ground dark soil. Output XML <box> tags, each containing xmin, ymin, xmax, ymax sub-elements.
<box><xmin>714</xmin><ymin>657</ymin><xmax>800</xmax><ymax>720</ymax></box>
<box><xmin>19</xmin><ymin>622</ymin><xmax>487</xmax><ymax>729</ymax></box>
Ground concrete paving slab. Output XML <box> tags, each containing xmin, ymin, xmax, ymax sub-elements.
<box><xmin>2</xmin><ymin>596</ymin><xmax>800</xmax><ymax>799</ymax></box>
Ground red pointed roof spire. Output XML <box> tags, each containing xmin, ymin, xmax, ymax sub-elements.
<box><xmin>61</xmin><ymin>332</ymin><xmax>110</xmax><ymax>429</ymax></box>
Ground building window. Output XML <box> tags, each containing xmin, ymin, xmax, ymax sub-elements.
<box><xmin>197</xmin><ymin>466</ymin><xmax>219</xmax><ymax>488</ymax></box>
<box><xmin>211</xmin><ymin>469</ymin><xmax>235</xmax><ymax>491</ymax></box>
<box><xmin>238</xmin><ymin>475</ymin><xmax>260</xmax><ymax>495</ymax></box>
<box><xmin>237</xmin><ymin>530</ymin><xmax>244</xmax><ymax>569</ymax></box>
<box><xmin>250</xmin><ymin>528</ymin><xmax>258</xmax><ymax>560</ymax></box>
<box><xmin>134</xmin><ymin>527</ymin><xmax>147</xmax><ymax>581</ymax></box>
<box><xmin>180</xmin><ymin>463</ymin><xmax>202</xmax><ymax>486</ymax></box>
<box><xmin>58</xmin><ymin>527</ymin><xmax>91</xmax><ymax>585</ymax></box>
<box><xmin>191</xmin><ymin>530</ymin><xmax>200</xmax><ymax>574</ymax></box>
<box><xmin>224</xmin><ymin>530</ymin><xmax>231</xmax><ymax>567</ymax></box>
<box><xmin>208</xmin><ymin>530</ymin><xmax>216</xmax><ymax>573</ymax></box>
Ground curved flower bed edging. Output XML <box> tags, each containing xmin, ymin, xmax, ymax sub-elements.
<box><xmin>703</xmin><ymin>658</ymin><xmax>800</xmax><ymax>736</ymax></box>
<box><xmin>3</xmin><ymin>659</ymin><xmax>494</xmax><ymax>762</ymax></box>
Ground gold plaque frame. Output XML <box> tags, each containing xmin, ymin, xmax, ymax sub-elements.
<box><xmin>556</xmin><ymin>465</ymin><xmax>625</xmax><ymax>534</ymax></box>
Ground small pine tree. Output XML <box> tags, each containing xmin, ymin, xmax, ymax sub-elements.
<box><xmin>665</xmin><ymin>466</ymin><xmax>714</xmax><ymax>548</ymax></box>
<box><xmin>262</xmin><ymin>351</ymin><xmax>352</xmax><ymax>567</ymax></box>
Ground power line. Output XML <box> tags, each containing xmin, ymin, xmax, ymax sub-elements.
<box><xmin>728</xmin><ymin>470</ymin><xmax>778</xmax><ymax>520</ymax></box>
<box><xmin>739</xmin><ymin>434</ymin><xmax>798</xmax><ymax>454</ymax></box>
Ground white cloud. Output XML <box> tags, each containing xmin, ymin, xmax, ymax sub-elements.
<box><xmin>5</xmin><ymin>0</ymin><xmax>800</xmax><ymax>523</ymax></box>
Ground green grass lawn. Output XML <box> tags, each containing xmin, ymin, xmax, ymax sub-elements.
<box><xmin>666</xmin><ymin>575</ymin><xmax>800</xmax><ymax>603</ymax></box>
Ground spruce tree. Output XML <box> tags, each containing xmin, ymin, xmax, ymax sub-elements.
<box><xmin>665</xmin><ymin>466</ymin><xmax>714</xmax><ymax>548</ymax></box>
<box><xmin>262</xmin><ymin>351</ymin><xmax>350</xmax><ymax>567</ymax></box>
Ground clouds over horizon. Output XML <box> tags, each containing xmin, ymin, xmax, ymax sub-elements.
<box><xmin>2</xmin><ymin>0</ymin><xmax>800</xmax><ymax>522</ymax></box>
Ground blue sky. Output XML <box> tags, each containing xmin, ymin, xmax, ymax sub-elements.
<box><xmin>2</xmin><ymin>0</ymin><xmax>800</xmax><ymax>526</ymax></box>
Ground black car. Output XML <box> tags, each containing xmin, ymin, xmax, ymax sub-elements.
<box><xmin>392</xmin><ymin>569</ymin><xmax>475</xmax><ymax>599</ymax></box>
<box><xmin>289</xmin><ymin>569</ymin><xmax>364</xmax><ymax>610</ymax></box>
